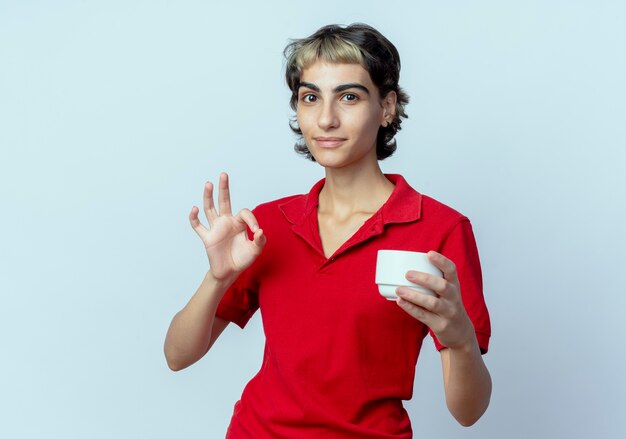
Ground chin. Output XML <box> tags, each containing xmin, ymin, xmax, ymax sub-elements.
<box><xmin>314</xmin><ymin>156</ymin><xmax>361</xmax><ymax>171</ymax></box>
<box><xmin>310</xmin><ymin>150</ymin><xmax>346</xmax><ymax>167</ymax></box>
<box><xmin>315</xmin><ymin>149</ymin><xmax>376</xmax><ymax>169</ymax></box>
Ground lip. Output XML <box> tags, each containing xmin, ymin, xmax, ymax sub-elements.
<box><xmin>314</xmin><ymin>137</ymin><xmax>347</xmax><ymax>148</ymax></box>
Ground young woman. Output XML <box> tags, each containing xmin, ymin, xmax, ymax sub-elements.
<box><xmin>164</xmin><ymin>23</ymin><xmax>492</xmax><ymax>438</ymax></box>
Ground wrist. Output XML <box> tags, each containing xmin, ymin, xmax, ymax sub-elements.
<box><xmin>204</xmin><ymin>270</ymin><xmax>238</xmax><ymax>291</ymax></box>
<box><xmin>448</xmin><ymin>335</ymin><xmax>480</xmax><ymax>355</ymax></box>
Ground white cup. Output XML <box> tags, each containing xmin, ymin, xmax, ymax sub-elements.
<box><xmin>375</xmin><ymin>250</ymin><xmax>443</xmax><ymax>300</ymax></box>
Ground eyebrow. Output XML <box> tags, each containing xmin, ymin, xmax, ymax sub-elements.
<box><xmin>298</xmin><ymin>81</ymin><xmax>371</xmax><ymax>95</ymax></box>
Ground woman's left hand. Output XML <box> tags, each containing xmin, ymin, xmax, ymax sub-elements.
<box><xmin>396</xmin><ymin>251</ymin><xmax>476</xmax><ymax>351</ymax></box>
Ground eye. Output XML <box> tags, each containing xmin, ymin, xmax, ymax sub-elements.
<box><xmin>301</xmin><ymin>94</ymin><xmax>317</xmax><ymax>103</ymax></box>
<box><xmin>341</xmin><ymin>93</ymin><xmax>358</xmax><ymax>102</ymax></box>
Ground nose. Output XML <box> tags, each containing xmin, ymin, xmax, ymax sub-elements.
<box><xmin>317</xmin><ymin>101</ymin><xmax>339</xmax><ymax>130</ymax></box>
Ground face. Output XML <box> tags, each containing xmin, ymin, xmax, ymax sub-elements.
<box><xmin>296</xmin><ymin>61</ymin><xmax>396</xmax><ymax>170</ymax></box>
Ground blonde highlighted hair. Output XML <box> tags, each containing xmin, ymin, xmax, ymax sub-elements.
<box><xmin>284</xmin><ymin>23</ymin><xmax>409</xmax><ymax>161</ymax></box>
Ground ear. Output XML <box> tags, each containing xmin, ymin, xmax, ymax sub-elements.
<box><xmin>381</xmin><ymin>91</ymin><xmax>397</xmax><ymax>127</ymax></box>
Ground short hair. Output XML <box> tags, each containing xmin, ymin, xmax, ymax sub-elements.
<box><xmin>284</xmin><ymin>23</ymin><xmax>409</xmax><ymax>161</ymax></box>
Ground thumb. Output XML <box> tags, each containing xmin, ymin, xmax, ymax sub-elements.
<box><xmin>252</xmin><ymin>228</ymin><xmax>266</xmax><ymax>249</ymax></box>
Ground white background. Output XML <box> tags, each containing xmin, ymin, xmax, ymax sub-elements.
<box><xmin>1</xmin><ymin>1</ymin><xmax>625</xmax><ymax>437</ymax></box>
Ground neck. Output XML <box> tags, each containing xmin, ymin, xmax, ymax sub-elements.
<box><xmin>318</xmin><ymin>159</ymin><xmax>395</xmax><ymax>217</ymax></box>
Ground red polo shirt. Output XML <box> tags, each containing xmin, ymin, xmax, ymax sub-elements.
<box><xmin>216</xmin><ymin>174</ymin><xmax>490</xmax><ymax>438</ymax></box>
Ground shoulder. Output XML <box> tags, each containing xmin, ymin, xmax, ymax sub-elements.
<box><xmin>418</xmin><ymin>193</ymin><xmax>471</xmax><ymax>238</ymax></box>
<box><xmin>252</xmin><ymin>194</ymin><xmax>302</xmax><ymax>214</ymax></box>
<box><xmin>420</xmin><ymin>194</ymin><xmax>467</xmax><ymax>222</ymax></box>
<box><xmin>388</xmin><ymin>174</ymin><xmax>468</xmax><ymax>228</ymax></box>
<box><xmin>250</xmin><ymin>193</ymin><xmax>306</xmax><ymax>226</ymax></box>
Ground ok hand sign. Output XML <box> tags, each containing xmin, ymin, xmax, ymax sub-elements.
<box><xmin>189</xmin><ymin>173</ymin><xmax>266</xmax><ymax>282</ymax></box>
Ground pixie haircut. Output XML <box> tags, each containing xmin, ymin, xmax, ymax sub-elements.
<box><xmin>284</xmin><ymin>23</ymin><xmax>409</xmax><ymax>161</ymax></box>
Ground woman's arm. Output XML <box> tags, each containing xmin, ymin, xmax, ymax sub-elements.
<box><xmin>164</xmin><ymin>272</ymin><xmax>232</xmax><ymax>371</ymax></box>
<box><xmin>395</xmin><ymin>251</ymin><xmax>491</xmax><ymax>426</ymax></box>
<box><xmin>440</xmin><ymin>342</ymin><xmax>491</xmax><ymax>426</ymax></box>
<box><xmin>164</xmin><ymin>173</ymin><xmax>265</xmax><ymax>371</ymax></box>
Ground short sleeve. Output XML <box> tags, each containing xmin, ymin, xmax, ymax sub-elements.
<box><xmin>215</xmin><ymin>267</ymin><xmax>259</xmax><ymax>329</ymax></box>
<box><xmin>214</xmin><ymin>214</ymin><xmax>261</xmax><ymax>329</ymax></box>
<box><xmin>429</xmin><ymin>219</ymin><xmax>491</xmax><ymax>354</ymax></box>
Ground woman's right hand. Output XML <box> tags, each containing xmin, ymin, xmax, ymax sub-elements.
<box><xmin>189</xmin><ymin>172</ymin><xmax>266</xmax><ymax>282</ymax></box>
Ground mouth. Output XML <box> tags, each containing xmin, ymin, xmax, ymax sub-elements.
<box><xmin>313</xmin><ymin>137</ymin><xmax>347</xmax><ymax>148</ymax></box>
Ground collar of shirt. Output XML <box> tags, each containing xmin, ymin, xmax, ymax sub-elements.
<box><xmin>278</xmin><ymin>174</ymin><xmax>423</xmax><ymax>260</ymax></box>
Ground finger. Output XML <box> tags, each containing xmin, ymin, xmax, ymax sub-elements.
<box><xmin>406</xmin><ymin>269</ymin><xmax>458</xmax><ymax>301</ymax></box>
<box><xmin>396</xmin><ymin>286</ymin><xmax>440</xmax><ymax>313</ymax></box>
<box><xmin>396</xmin><ymin>296</ymin><xmax>437</xmax><ymax>326</ymax></box>
<box><xmin>203</xmin><ymin>181</ymin><xmax>218</xmax><ymax>225</ymax></box>
<box><xmin>427</xmin><ymin>251</ymin><xmax>459</xmax><ymax>286</ymax></box>
<box><xmin>236</xmin><ymin>208</ymin><xmax>260</xmax><ymax>234</ymax></box>
<box><xmin>218</xmin><ymin>172</ymin><xmax>232</xmax><ymax>215</ymax></box>
<box><xmin>252</xmin><ymin>228</ymin><xmax>267</xmax><ymax>249</ymax></box>
<box><xmin>405</xmin><ymin>270</ymin><xmax>447</xmax><ymax>295</ymax></box>
<box><xmin>189</xmin><ymin>205</ymin><xmax>209</xmax><ymax>237</ymax></box>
